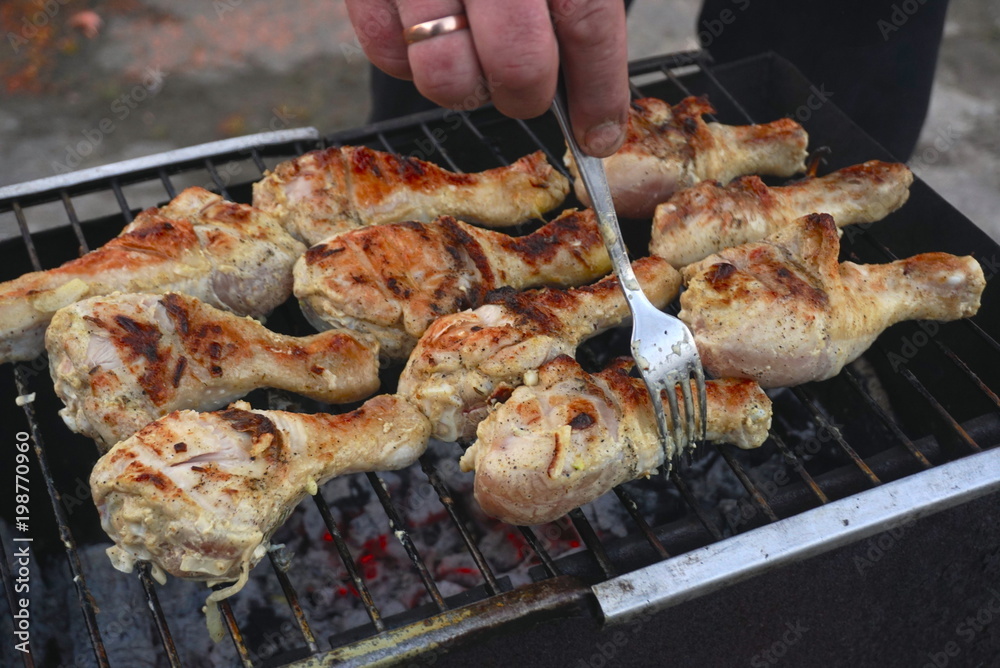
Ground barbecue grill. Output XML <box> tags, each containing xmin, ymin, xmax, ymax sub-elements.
<box><xmin>1</xmin><ymin>52</ymin><xmax>999</xmax><ymax>667</ymax></box>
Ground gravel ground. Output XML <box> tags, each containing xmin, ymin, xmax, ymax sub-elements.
<box><xmin>0</xmin><ymin>0</ymin><xmax>997</xmax><ymax>242</ymax></box>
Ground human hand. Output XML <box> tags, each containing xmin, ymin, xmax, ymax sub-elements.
<box><xmin>346</xmin><ymin>0</ymin><xmax>630</xmax><ymax>157</ymax></box>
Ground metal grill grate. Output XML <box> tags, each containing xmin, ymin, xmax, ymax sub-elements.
<box><xmin>1</xmin><ymin>51</ymin><xmax>999</xmax><ymax>667</ymax></box>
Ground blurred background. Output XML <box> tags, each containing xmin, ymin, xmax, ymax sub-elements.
<box><xmin>1</xmin><ymin>0</ymin><xmax>998</xmax><ymax>240</ymax></box>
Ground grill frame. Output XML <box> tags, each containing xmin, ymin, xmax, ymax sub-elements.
<box><xmin>1</xmin><ymin>50</ymin><xmax>998</xmax><ymax>667</ymax></box>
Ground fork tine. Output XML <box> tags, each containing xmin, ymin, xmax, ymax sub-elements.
<box><xmin>649</xmin><ymin>384</ymin><xmax>674</xmax><ymax>460</ymax></box>
<box><xmin>663</xmin><ymin>376</ymin><xmax>685</xmax><ymax>452</ymax></box>
<box><xmin>680</xmin><ymin>373</ymin><xmax>697</xmax><ymax>450</ymax></box>
<box><xmin>694</xmin><ymin>364</ymin><xmax>708</xmax><ymax>443</ymax></box>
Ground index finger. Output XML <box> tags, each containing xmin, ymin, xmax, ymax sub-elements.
<box><xmin>551</xmin><ymin>0</ymin><xmax>630</xmax><ymax>157</ymax></box>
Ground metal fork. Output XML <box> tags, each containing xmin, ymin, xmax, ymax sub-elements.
<box><xmin>551</xmin><ymin>83</ymin><xmax>707</xmax><ymax>454</ymax></box>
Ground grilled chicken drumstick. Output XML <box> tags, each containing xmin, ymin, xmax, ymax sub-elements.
<box><xmin>92</xmin><ymin>395</ymin><xmax>431</xmax><ymax>634</ymax></box>
<box><xmin>397</xmin><ymin>256</ymin><xmax>681</xmax><ymax>442</ymax></box>
<box><xmin>462</xmin><ymin>355</ymin><xmax>771</xmax><ymax>526</ymax></box>
<box><xmin>253</xmin><ymin>146</ymin><xmax>570</xmax><ymax>245</ymax></box>
<box><xmin>48</xmin><ymin>292</ymin><xmax>381</xmax><ymax>448</ymax></box>
<box><xmin>680</xmin><ymin>213</ymin><xmax>986</xmax><ymax>387</ymax></box>
<box><xmin>565</xmin><ymin>97</ymin><xmax>809</xmax><ymax>219</ymax></box>
<box><xmin>294</xmin><ymin>209</ymin><xmax>612</xmax><ymax>359</ymax></box>
<box><xmin>0</xmin><ymin>187</ymin><xmax>304</xmax><ymax>364</ymax></box>
<box><xmin>651</xmin><ymin>161</ymin><xmax>914</xmax><ymax>267</ymax></box>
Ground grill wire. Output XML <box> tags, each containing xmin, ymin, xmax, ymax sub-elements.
<box><xmin>1</xmin><ymin>51</ymin><xmax>998</xmax><ymax>667</ymax></box>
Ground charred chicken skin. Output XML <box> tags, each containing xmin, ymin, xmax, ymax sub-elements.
<box><xmin>253</xmin><ymin>146</ymin><xmax>570</xmax><ymax>245</ymax></box>
<box><xmin>91</xmin><ymin>395</ymin><xmax>430</xmax><ymax>628</ymax></box>
<box><xmin>462</xmin><ymin>355</ymin><xmax>771</xmax><ymax>526</ymax></box>
<box><xmin>679</xmin><ymin>213</ymin><xmax>986</xmax><ymax>387</ymax></box>
<box><xmin>651</xmin><ymin>161</ymin><xmax>914</xmax><ymax>267</ymax></box>
<box><xmin>0</xmin><ymin>187</ymin><xmax>304</xmax><ymax>364</ymax></box>
<box><xmin>294</xmin><ymin>209</ymin><xmax>612</xmax><ymax>359</ymax></box>
<box><xmin>565</xmin><ymin>97</ymin><xmax>809</xmax><ymax>219</ymax></box>
<box><xmin>397</xmin><ymin>256</ymin><xmax>681</xmax><ymax>442</ymax></box>
<box><xmin>48</xmin><ymin>292</ymin><xmax>381</xmax><ymax>449</ymax></box>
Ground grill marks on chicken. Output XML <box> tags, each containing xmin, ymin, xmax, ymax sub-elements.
<box><xmin>397</xmin><ymin>256</ymin><xmax>681</xmax><ymax>442</ymax></box>
<box><xmin>294</xmin><ymin>209</ymin><xmax>613</xmax><ymax>359</ymax></box>
<box><xmin>651</xmin><ymin>161</ymin><xmax>914</xmax><ymax>267</ymax></box>
<box><xmin>91</xmin><ymin>394</ymin><xmax>430</xmax><ymax>625</ymax></box>
<box><xmin>253</xmin><ymin>146</ymin><xmax>570</xmax><ymax>245</ymax></box>
<box><xmin>565</xmin><ymin>97</ymin><xmax>809</xmax><ymax>219</ymax></box>
<box><xmin>47</xmin><ymin>292</ymin><xmax>381</xmax><ymax>448</ymax></box>
<box><xmin>0</xmin><ymin>187</ymin><xmax>304</xmax><ymax>364</ymax></box>
<box><xmin>461</xmin><ymin>355</ymin><xmax>771</xmax><ymax>526</ymax></box>
<box><xmin>680</xmin><ymin>214</ymin><xmax>986</xmax><ymax>387</ymax></box>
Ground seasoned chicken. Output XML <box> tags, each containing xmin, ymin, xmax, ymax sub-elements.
<box><xmin>679</xmin><ymin>213</ymin><xmax>986</xmax><ymax>387</ymax></box>
<box><xmin>0</xmin><ymin>188</ymin><xmax>304</xmax><ymax>364</ymax></box>
<box><xmin>253</xmin><ymin>146</ymin><xmax>570</xmax><ymax>245</ymax></box>
<box><xmin>651</xmin><ymin>161</ymin><xmax>914</xmax><ymax>267</ymax></box>
<box><xmin>397</xmin><ymin>256</ymin><xmax>681</xmax><ymax>442</ymax></box>
<box><xmin>91</xmin><ymin>395</ymin><xmax>430</xmax><ymax>633</ymax></box>
<box><xmin>462</xmin><ymin>355</ymin><xmax>771</xmax><ymax>526</ymax></box>
<box><xmin>47</xmin><ymin>292</ymin><xmax>380</xmax><ymax>449</ymax></box>
<box><xmin>294</xmin><ymin>209</ymin><xmax>612</xmax><ymax>359</ymax></box>
<box><xmin>565</xmin><ymin>97</ymin><xmax>809</xmax><ymax>219</ymax></box>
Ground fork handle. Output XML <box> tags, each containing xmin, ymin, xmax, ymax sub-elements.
<box><xmin>551</xmin><ymin>81</ymin><xmax>644</xmax><ymax>300</ymax></box>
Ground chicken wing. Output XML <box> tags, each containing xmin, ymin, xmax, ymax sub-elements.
<box><xmin>565</xmin><ymin>97</ymin><xmax>809</xmax><ymax>219</ymax></box>
<box><xmin>253</xmin><ymin>146</ymin><xmax>570</xmax><ymax>245</ymax></box>
<box><xmin>0</xmin><ymin>187</ymin><xmax>304</xmax><ymax>364</ymax></box>
<box><xmin>462</xmin><ymin>355</ymin><xmax>771</xmax><ymax>526</ymax></box>
<box><xmin>294</xmin><ymin>209</ymin><xmax>612</xmax><ymax>359</ymax></box>
<box><xmin>679</xmin><ymin>213</ymin><xmax>985</xmax><ymax>387</ymax></box>
<box><xmin>651</xmin><ymin>161</ymin><xmax>913</xmax><ymax>267</ymax></box>
<box><xmin>397</xmin><ymin>256</ymin><xmax>681</xmax><ymax>442</ymax></box>
<box><xmin>91</xmin><ymin>395</ymin><xmax>430</xmax><ymax>632</ymax></box>
<box><xmin>48</xmin><ymin>292</ymin><xmax>381</xmax><ymax>448</ymax></box>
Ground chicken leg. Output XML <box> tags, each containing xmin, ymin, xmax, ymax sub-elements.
<box><xmin>651</xmin><ymin>161</ymin><xmax>913</xmax><ymax>267</ymax></box>
<box><xmin>565</xmin><ymin>97</ymin><xmax>808</xmax><ymax>219</ymax></box>
<box><xmin>0</xmin><ymin>187</ymin><xmax>304</xmax><ymax>364</ymax></box>
<box><xmin>47</xmin><ymin>292</ymin><xmax>381</xmax><ymax>448</ymax></box>
<box><xmin>397</xmin><ymin>256</ymin><xmax>681</xmax><ymax>442</ymax></box>
<box><xmin>462</xmin><ymin>355</ymin><xmax>772</xmax><ymax>526</ymax></box>
<box><xmin>294</xmin><ymin>209</ymin><xmax>612</xmax><ymax>359</ymax></box>
<box><xmin>91</xmin><ymin>394</ymin><xmax>430</xmax><ymax>630</ymax></box>
<box><xmin>679</xmin><ymin>213</ymin><xmax>985</xmax><ymax>387</ymax></box>
<box><xmin>253</xmin><ymin>146</ymin><xmax>570</xmax><ymax>245</ymax></box>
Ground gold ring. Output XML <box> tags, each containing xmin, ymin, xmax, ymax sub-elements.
<box><xmin>404</xmin><ymin>14</ymin><xmax>469</xmax><ymax>45</ymax></box>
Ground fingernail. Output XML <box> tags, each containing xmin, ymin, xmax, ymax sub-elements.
<box><xmin>584</xmin><ymin>121</ymin><xmax>624</xmax><ymax>157</ymax></box>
